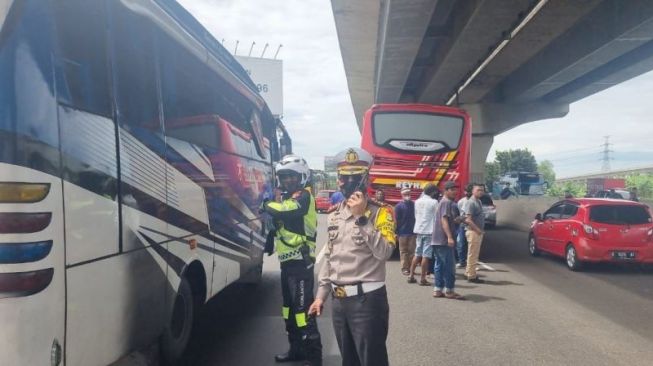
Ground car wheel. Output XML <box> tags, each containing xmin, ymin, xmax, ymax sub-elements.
<box><xmin>565</xmin><ymin>244</ymin><xmax>583</xmax><ymax>271</ymax></box>
<box><xmin>528</xmin><ymin>235</ymin><xmax>540</xmax><ymax>257</ymax></box>
<box><xmin>160</xmin><ymin>276</ymin><xmax>195</xmax><ymax>365</ymax></box>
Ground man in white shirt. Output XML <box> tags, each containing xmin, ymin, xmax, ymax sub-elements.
<box><xmin>455</xmin><ymin>184</ymin><xmax>472</xmax><ymax>268</ymax></box>
<box><xmin>407</xmin><ymin>183</ymin><xmax>439</xmax><ymax>285</ymax></box>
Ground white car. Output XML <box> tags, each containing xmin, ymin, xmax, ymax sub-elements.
<box><xmin>480</xmin><ymin>194</ymin><xmax>496</xmax><ymax>228</ymax></box>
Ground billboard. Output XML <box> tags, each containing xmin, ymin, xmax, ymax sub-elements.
<box><xmin>235</xmin><ymin>56</ymin><xmax>283</xmax><ymax>116</ymax></box>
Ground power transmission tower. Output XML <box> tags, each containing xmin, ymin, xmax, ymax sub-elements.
<box><xmin>600</xmin><ymin>135</ymin><xmax>613</xmax><ymax>172</ymax></box>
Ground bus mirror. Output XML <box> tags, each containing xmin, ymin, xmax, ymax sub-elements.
<box><xmin>279</xmin><ymin>134</ymin><xmax>292</xmax><ymax>157</ymax></box>
<box><xmin>534</xmin><ymin>213</ymin><xmax>542</xmax><ymax>221</ymax></box>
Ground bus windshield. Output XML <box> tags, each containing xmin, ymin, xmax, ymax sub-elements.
<box><xmin>519</xmin><ymin>172</ymin><xmax>541</xmax><ymax>183</ymax></box>
<box><xmin>373</xmin><ymin>112</ymin><xmax>463</xmax><ymax>152</ymax></box>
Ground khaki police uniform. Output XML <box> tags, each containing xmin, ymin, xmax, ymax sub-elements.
<box><xmin>316</xmin><ymin>200</ymin><xmax>396</xmax><ymax>366</ymax></box>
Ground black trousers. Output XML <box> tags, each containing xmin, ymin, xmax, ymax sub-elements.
<box><xmin>332</xmin><ymin>286</ymin><xmax>389</xmax><ymax>366</ymax></box>
<box><xmin>280</xmin><ymin>262</ymin><xmax>322</xmax><ymax>363</ymax></box>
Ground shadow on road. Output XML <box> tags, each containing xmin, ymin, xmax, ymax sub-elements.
<box><xmin>463</xmin><ymin>294</ymin><xmax>507</xmax><ymax>303</ymax></box>
<box><xmin>482</xmin><ymin>279</ymin><xmax>524</xmax><ymax>286</ymax></box>
<box><xmin>179</xmin><ymin>272</ymin><xmax>279</xmax><ymax>366</ymax></box>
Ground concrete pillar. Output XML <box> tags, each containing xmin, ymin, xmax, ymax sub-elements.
<box><xmin>471</xmin><ymin>134</ymin><xmax>494</xmax><ymax>184</ymax></box>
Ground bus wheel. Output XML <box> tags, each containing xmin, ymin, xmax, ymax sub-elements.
<box><xmin>160</xmin><ymin>276</ymin><xmax>194</xmax><ymax>365</ymax></box>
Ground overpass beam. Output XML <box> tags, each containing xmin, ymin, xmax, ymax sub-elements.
<box><xmin>463</xmin><ymin>101</ymin><xmax>570</xmax><ymax>183</ymax></box>
<box><xmin>462</xmin><ymin>101</ymin><xmax>569</xmax><ymax>135</ymax></box>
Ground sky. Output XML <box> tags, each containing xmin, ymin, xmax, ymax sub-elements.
<box><xmin>179</xmin><ymin>0</ymin><xmax>653</xmax><ymax>179</ymax></box>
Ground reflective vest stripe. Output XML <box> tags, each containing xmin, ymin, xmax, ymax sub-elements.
<box><xmin>295</xmin><ymin>313</ymin><xmax>307</xmax><ymax>327</ymax></box>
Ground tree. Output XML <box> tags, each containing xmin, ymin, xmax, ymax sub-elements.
<box><xmin>547</xmin><ymin>181</ymin><xmax>586</xmax><ymax>198</ymax></box>
<box><xmin>538</xmin><ymin>160</ymin><xmax>556</xmax><ymax>186</ymax></box>
<box><xmin>626</xmin><ymin>173</ymin><xmax>653</xmax><ymax>199</ymax></box>
<box><xmin>495</xmin><ymin>149</ymin><xmax>537</xmax><ymax>173</ymax></box>
<box><xmin>484</xmin><ymin>161</ymin><xmax>501</xmax><ymax>190</ymax></box>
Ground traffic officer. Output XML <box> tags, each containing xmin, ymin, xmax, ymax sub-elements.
<box><xmin>308</xmin><ymin>147</ymin><xmax>396</xmax><ymax>366</ymax></box>
<box><xmin>262</xmin><ymin>154</ymin><xmax>322</xmax><ymax>365</ymax></box>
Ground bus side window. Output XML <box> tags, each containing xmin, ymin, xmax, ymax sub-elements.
<box><xmin>55</xmin><ymin>0</ymin><xmax>117</xmax><ymax>198</ymax></box>
<box><xmin>109</xmin><ymin>2</ymin><xmax>160</xmax><ymax>140</ymax></box>
<box><xmin>54</xmin><ymin>0</ymin><xmax>111</xmax><ymax>117</ymax></box>
<box><xmin>160</xmin><ymin>35</ymin><xmax>224</xmax><ymax>151</ymax></box>
<box><xmin>109</xmin><ymin>0</ymin><xmax>169</xmax><ymax>236</ymax></box>
<box><xmin>249</xmin><ymin>110</ymin><xmax>268</xmax><ymax>160</ymax></box>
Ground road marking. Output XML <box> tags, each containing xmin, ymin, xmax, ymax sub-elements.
<box><xmin>477</xmin><ymin>261</ymin><xmax>496</xmax><ymax>272</ymax></box>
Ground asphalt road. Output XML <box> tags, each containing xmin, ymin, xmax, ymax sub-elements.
<box><xmin>135</xmin><ymin>214</ymin><xmax>653</xmax><ymax>366</ymax></box>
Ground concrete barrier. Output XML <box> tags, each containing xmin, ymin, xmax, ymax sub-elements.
<box><xmin>495</xmin><ymin>197</ymin><xmax>653</xmax><ymax>232</ymax></box>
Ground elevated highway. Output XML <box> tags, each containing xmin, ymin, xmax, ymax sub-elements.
<box><xmin>331</xmin><ymin>0</ymin><xmax>653</xmax><ymax>181</ymax></box>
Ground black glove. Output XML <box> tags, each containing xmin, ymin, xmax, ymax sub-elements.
<box><xmin>264</xmin><ymin>229</ymin><xmax>275</xmax><ymax>256</ymax></box>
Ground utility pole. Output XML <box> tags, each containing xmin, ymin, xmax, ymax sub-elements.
<box><xmin>600</xmin><ymin>135</ymin><xmax>613</xmax><ymax>172</ymax></box>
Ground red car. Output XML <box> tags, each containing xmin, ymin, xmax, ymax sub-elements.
<box><xmin>529</xmin><ymin>198</ymin><xmax>653</xmax><ymax>271</ymax></box>
<box><xmin>315</xmin><ymin>190</ymin><xmax>336</xmax><ymax>213</ymax></box>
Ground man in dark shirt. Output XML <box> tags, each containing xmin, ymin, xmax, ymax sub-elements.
<box><xmin>431</xmin><ymin>181</ymin><xmax>464</xmax><ymax>300</ymax></box>
<box><xmin>395</xmin><ymin>188</ymin><xmax>416</xmax><ymax>275</ymax></box>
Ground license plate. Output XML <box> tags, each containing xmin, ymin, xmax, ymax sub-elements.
<box><xmin>612</xmin><ymin>251</ymin><xmax>636</xmax><ymax>260</ymax></box>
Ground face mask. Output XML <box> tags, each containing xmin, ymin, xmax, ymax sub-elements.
<box><xmin>340</xmin><ymin>175</ymin><xmax>364</xmax><ymax>198</ymax></box>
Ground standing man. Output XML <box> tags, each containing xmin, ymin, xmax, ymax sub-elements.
<box><xmin>308</xmin><ymin>148</ymin><xmax>396</xmax><ymax>366</ymax></box>
<box><xmin>455</xmin><ymin>184</ymin><xmax>473</xmax><ymax>269</ymax></box>
<box><xmin>408</xmin><ymin>183</ymin><xmax>439</xmax><ymax>285</ymax></box>
<box><xmin>395</xmin><ymin>187</ymin><xmax>416</xmax><ymax>275</ymax></box>
<box><xmin>328</xmin><ymin>190</ymin><xmax>346</xmax><ymax>213</ymax></box>
<box><xmin>464</xmin><ymin>183</ymin><xmax>487</xmax><ymax>284</ymax></box>
<box><xmin>372</xmin><ymin>190</ymin><xmax>395</xmax><ymax>219</ymax></box>
<box><xmin>630</xmin><ymin>187</ymin><xmax>640</xmax><ymax>202</ymax></box>
<box><xmin>431</xmin><ymin>181</ymin><xmax>465</xmax><ymax>299</ymax></box>
<box><xmin>262</xmin><ymin>154</ymin><xmax>322</xmax><ymax>365</ymax></box>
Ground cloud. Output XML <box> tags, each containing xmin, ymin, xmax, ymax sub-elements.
<box><xmin>178</xmin><ymin>0</ymin><xmax>360</xmax><ymax>170</ymax></box>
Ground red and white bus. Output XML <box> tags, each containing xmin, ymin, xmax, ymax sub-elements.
<box><xmin>361</xmin><ymin>104</ymin><xmax>472</xmax><ymax>203</ymax></box>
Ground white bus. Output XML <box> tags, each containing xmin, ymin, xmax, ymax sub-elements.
<box><xmin>0</xmin><ymin>0</ymin><xmax>282</xmax><ymax>364</ymax></box>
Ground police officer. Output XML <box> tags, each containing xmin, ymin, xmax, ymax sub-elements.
<box><xmin>308</xmin><ymin>148</ymin><xmax>396</xmax><ymax>366</ymax></box>
<box><xmin>262</xmin><ymin>154</ymin><xmax>322</xmax><ymax>365</ymax></box>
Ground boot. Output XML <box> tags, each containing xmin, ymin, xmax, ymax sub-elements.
<box><xmin>302</xmin><ymin>334</ymin><xmax>322</xmax><ymax>366</ymax></box>
<box><xmin>302</xmin><ymin>356</ymin><xmax>322</xmax><ymax>366</ymax></box>
<box><xmin>275</xmin><ymin>337</ymin><xmax>305</xmax><ymax>363</ymax></box>
<box><xmin>274</xmin><ymin>349</ymin><xmax>305</xmax><ymax>363</ymax></box>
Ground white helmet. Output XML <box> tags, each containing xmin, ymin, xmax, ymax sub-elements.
<box><xmin>275</xmin><ymin>154</ymin><xmax>311</xmax><ymax>187</ymax></box>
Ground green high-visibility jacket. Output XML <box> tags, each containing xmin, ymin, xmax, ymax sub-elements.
<box><xmin>264</xmin><ymin>189</ymin><xmax>317</xmax><ymax>262</ymax></box>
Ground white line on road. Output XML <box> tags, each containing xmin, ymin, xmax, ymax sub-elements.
<box><xmin>477</xmin><ymin>261</ymin><xmax>496</xmax><ymax>272</ymax></box>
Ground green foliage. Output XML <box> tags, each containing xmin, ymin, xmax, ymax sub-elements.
<box><xmin>538</xmin><ymin>160</ymin><xmax>555</xmax><ymax>185</ymax></box>
<box><xmin>495</xmin><ymin>148</ymin><xmax>537</xmax><ymax>173</ymax></box>
<box><xmin>547</xmin><ymin>181</ymin><xmax>586</xmax><ymax>198</ymax></box>
<box><xmin>625</xmin><ymin>173</ymin><xmax>653</xmax><ymax>199</ymax></box>
<box><xmin>484</xmin><ymin>161</ymin><xmax>501</xmax><ymax>188</ymax></box>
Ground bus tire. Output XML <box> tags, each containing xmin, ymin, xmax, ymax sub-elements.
<box><xmin>160</xmin><ymin>276</ymin><xmax>195</xmax><ymax>365</ymax></box>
